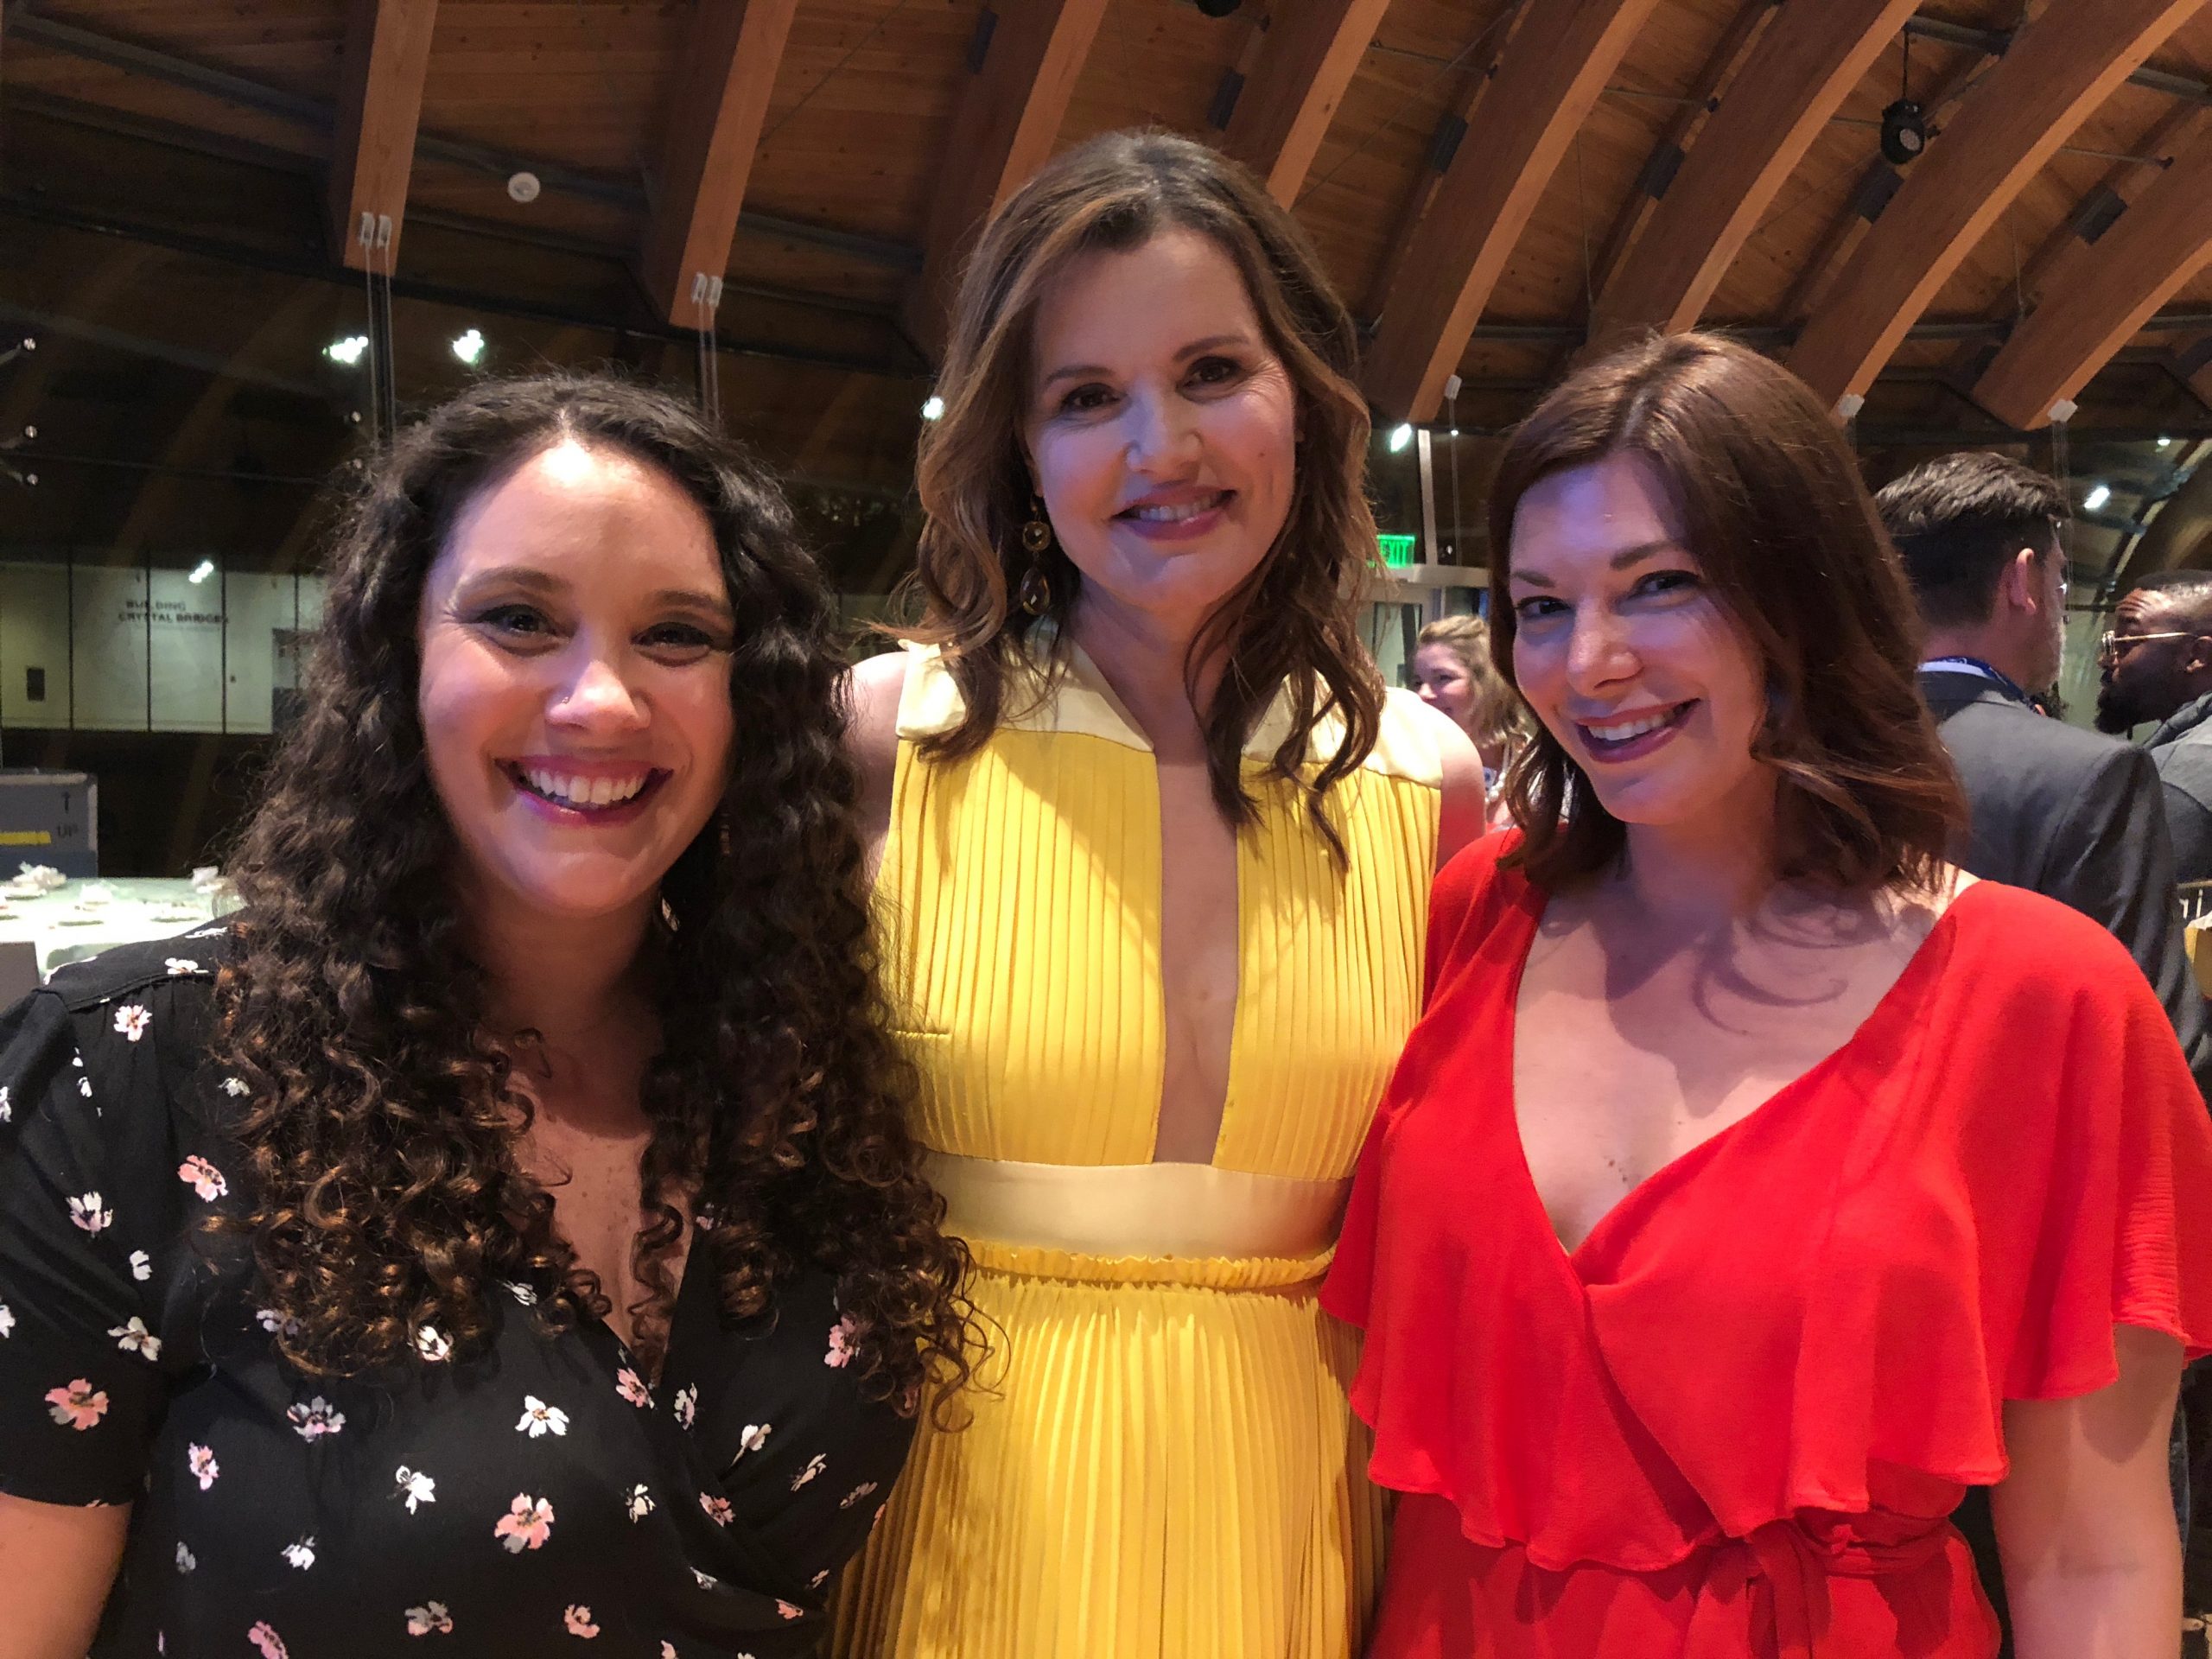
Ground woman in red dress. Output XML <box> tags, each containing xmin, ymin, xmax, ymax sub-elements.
<box><xmin>1325</xmin><ymin>333</ymin><xmax>2212</xmax><ymax>1659</ymax></box>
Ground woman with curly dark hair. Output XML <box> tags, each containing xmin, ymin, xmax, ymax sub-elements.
<box><xmin>0</xmin><ymin>374</ymin><xmax>969</xmax><ymax>1659</ymax></box>
<box><xmin>831</xmin><ymin>130</ymin><xmax>1484</xmax><ymax>1659</ymax></box>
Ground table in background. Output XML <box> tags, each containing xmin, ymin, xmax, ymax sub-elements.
<box><xmin>0</xmin><ymin>879</ymin><xmax>231</xmax><ymax>982</ymax></box>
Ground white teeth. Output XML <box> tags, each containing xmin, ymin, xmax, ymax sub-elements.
<box><xmin>518</xmin><ymin>768</ymin><xmax>649</xmax><ymax>808</ymax></box>
<box><xmin>1586</xmin><ymin>709</ymin><xmax>1677</xmax><ymax>743</ymax></box>
<box><xmin>1126</xmin><ymin>493</ymin><xmax>1224</xmax><ymax>523</ymax></box>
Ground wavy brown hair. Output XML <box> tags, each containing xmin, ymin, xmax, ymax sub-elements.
<box><xmin>213</xmin><ymin>374</ymin><xmax>971</xmax><ymax>1406</ymax></box>
<box><xmin>1416</xmin><ymin>613</ymin><xmax>1529</xmax><ymax>755</ymax></box>
<box><xmin>903</xmin><ymin>129</ymin><xmax>1382</xmax><ymax>843</ymax></box>
<box><xmin>1488</xmin><ymin>333</ymin><xmax>1962</xmax><ymax>893</ymax></box>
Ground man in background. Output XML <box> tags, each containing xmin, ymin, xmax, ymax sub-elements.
<box><xmin>1878</xmin><ymin>454</ymin><xmax>2209</xmax><ymax>1087</ymax></box>
<box><xmin>2096</xmin><ymin>568</ymin><xmax>2212</xmax><ymax>887</ymax></box>
<box><xmin>1881</xmin><ymin>453</ymin><xmax>2212</xmax><ymax>1658</ymax></box>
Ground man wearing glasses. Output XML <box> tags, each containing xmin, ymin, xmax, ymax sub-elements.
<box><xmin>2096</xmin><ymin>569</ymin><xmax>2212</xmax><ymax>889</ymax></box>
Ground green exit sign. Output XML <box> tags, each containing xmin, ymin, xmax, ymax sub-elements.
<box><xmin>1376</xmin><ymin>533</ymin><xmax>1416</xmax><ymax>568</ymax></box>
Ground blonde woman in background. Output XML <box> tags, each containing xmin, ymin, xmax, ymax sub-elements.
<box><xmin>834</xmin><ymin>130</ymin><xmax>1483</xmax><ymax>1658</ymax></box>
<box><xmin>1410</xmin><ymin>613</ymin><xmax>1528</xmax><ymax>811</ymax></box>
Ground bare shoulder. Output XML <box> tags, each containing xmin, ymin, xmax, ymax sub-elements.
<box><xmin>1395</xmin><ymin>691</ymin><xmax>1485</xmax><ymax>867</ymax></box>
<box><xmin>842</xmin><ymin>646</ymin><xmax>910</xmax><ymax>861</ymax></box>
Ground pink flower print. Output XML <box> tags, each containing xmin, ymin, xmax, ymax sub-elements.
<box><xmin>494</xmin><ymin>1493</ymin><xmax>554</xmax><ymax>1553</ymax></box>
<box><xmin>248</xmin><ymin>1623</ymin><xmax>287</xmax><ymax>1659</ymax></box>
<box><xmin>414</xmin><ymin>1325</ymin><xmax>451</xmax><ymax>1363</ymax></box>
<box><xmin>823</xmin><ymin>1315</ymin><xmax>859</xmax><ymax>1368</ymax></box>
<box><xmin>691</xmin><ymin>1205</ymin><xmax>718</xmax><ymax>1232</ymax></box>
<box><xmin>187</xmin><ymin>1443</ymin><xmax>218</xmax><ymax>1489</ymax></box>
<box><xmin>113</xmin><ymin>1005</ymin><xmax>151</xmax><ymax>1043</ymax></box>
<box><xmin>736</xmin><ymin>1421</ymin><xmax>770</xmax><ymax>1456</ymax></box>
<box><xmin>614</xmin><ymin>1368</ymin><xmax>652</xmax><ymax>1408</ymax></box>
<box><xmin>698</xmin><ymin>1492</ymin><xmax>733</xmax><ymax>1527</ymax></box>
<box><xmin>0</xmin><ymin>1084</ymin><xmax>11</xmax><ymax>1122</ymax></box>
<box><xmin>563</xmin><ymin>1605</ymin><xmax>599</xmax><ymax>1638</ymax></box>
<box><xmin>257</xmin><ymin>1307</ymin><xmax>302</xmax><ymax>1339</ymax></box>
<box><xmin>45</xmin><ymin>1378</ymin><xmax>107</xmax><ymax>1429</ymax></box>
<box><xmin>839</xmin><ymin>1480</ymin><xmax>879</xmax><ymax>1510</ymax></box>
<box><xmin>790</xmin><ymin>1453</ymin><xmax>824</xmax><ymax>1492</ymax></box>
<box><xmin>405</xmin><ymin>1603</ymin><xmax>453</xmax><ymax>1637</ymax></box>
<box><xmin>625</xmin><ymin>1483</ymin><xmax>654</xmax><ymax>1521</ymax></box>
<box><xmin>109</xmin><ymin>1316</ymin><xmax>161</xmax><ymax>1361</ymax></box>
<box><xmin>176</xmin><ymin>1156</ymin><xmax>227</xmax><ymax>1202</ymax></box>
<box><xmin>776</xmin><ymin>1600</ymin><xmax>803</xmax><ymax>1621</ymax></box>
<box><xmin>285</xmin><ymin>1396</ymin><xmax>345</xmax><ymax>1440</ymax></box>
<box><xmin>809</xmin><ymin>1569</ymin><xmax>829</xmax><ymax>1590</ymax></box>
<box><xmin>671</xmin><ymin>1384</ymin><xmax>697</xmax><ymax>1429</ymax></box>
<box><xmin>280</xmin><ymin>1536</ymin><xmax>315</xmax><ymax>1570</ymax></box>
<box><xmin>0</xmin><ymin>1301</ymin><xmax>14</xmax><ymax>1338</ymax></box>
<box><xmin>394</xmin><ymin>1465</ymin><xmax>435</xmax><ymax>1513</ymax></box>
<box><xmin>67</xmin><ymin>1192</ymin><xmax>111</xmax><ymax>1236</ymax></box>
<box><xmin>660</xmin><ymin>1645</ymin><xmax>677</xmax><ymax>1659</ymax></box>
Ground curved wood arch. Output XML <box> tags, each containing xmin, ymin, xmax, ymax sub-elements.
<box><xmin>1974</xmin><ymin>127</ymin><xmax>2212</xmax><ymax>429</ymax></box>
<box><xmin>1587</xmin><ymin>0</ymin><xmax>1917</xmax><ymax>352</ymax></box>
<box><xmin>640</xmin><ymin>0</ymin><xmax>800</xmax><ymax>330</ymax></box>
<box><xmin>903</xmin><ymin>0</ymin><xmax>1109</xmax><ymax>360</ymax></box>
<box><xmin>1362</xmin><ymin>0</ymin><xmax>1662</xmax><ymax>423</ymax></box>
<box><xmin>1788</xmin><ymin>0</ymin><xmax>2200</xmax><ymax>413</ymax></box>
<box><xmin>1220</xmin><ymin>0</ymin><xmax>1392</xmax><ymax>206</ymax></box>
<box><xmin>329</xmin><ymin>0</ymin><xmax>439</xmax><ymax>273</ymax></box>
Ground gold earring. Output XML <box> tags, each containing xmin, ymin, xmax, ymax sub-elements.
<box><xmin>1018</xmin><ymin>496</ymin><xmax>1053</xmax><ymax>616</ymax></box>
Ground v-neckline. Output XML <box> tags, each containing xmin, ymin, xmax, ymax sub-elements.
<box><xmin>1499</xmin><ymin>879</ymin><xmax>1978</xmax><ymax>1268</ymax></box>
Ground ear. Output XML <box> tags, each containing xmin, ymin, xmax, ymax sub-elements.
<box><xmin>2000</xmin><ymin>549</ymin><xmax>2040</xmax><ymax>613</ymax></box>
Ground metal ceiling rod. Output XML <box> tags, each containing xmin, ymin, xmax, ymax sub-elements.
<box><xmin>5</xmin><ymin>9</ymin><xmax>923</xmax><ymax>271</ymax></box>
<box><xmin>1899</xmin><ymin>15</ymin><xmax>2212</xmax><ymax>105</ymax></box>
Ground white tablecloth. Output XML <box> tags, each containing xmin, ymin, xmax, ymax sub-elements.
<box><xmin>0</xmin><ymin>880</ymin><xmax>232</xmax><ymax>979</ymax></box>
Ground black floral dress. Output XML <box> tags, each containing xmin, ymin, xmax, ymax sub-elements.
<box><xmin>0</xmin><ymin>931</ymin><xmax>913</xmax><ymax>1657</ymax></box>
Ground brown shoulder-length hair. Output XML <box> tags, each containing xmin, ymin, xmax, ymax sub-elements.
<box><xmin>901</xmin><ymin>129</ymin><xmax>1383</xmax><ymax>840</ymax></box>
<box><xmin>1488</xmin><ymin>333</ymin><xmax>1963</xmax><ymax>893</ymax></box>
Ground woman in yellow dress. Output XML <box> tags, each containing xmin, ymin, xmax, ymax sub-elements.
<box><xmin>835</xmin><ymin>130</ymin><xmax>1483</xmax><ymax>1658</ymax></box>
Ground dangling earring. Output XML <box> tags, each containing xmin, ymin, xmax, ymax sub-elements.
<box><xmin>1018</xmin><ymin>495</ymin><xmax>1054</xmax><ymax>616</ymax></box>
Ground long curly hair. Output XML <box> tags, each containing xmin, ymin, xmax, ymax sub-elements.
<box><xmin>212</xmin><ymin>373</ymin><xmax>972</xmax><ymax>1408</ymax></box>
<box><xmin>903</xmin><ymin>130</ymin><xmax>1383</xmax><ymax>850</ymax></box>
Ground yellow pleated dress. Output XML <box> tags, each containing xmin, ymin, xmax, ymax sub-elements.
<box><xmin>832</xmin><ymin>640</ymin><xmax>1442</xmax><ymax>1659</ymax></box>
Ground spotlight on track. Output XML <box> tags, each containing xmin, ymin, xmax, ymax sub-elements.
<box><xmin>1388</xmin><ymin>423</ymin><xmax>1414</xmax><ymax>454</ymax></box>
<box><xmin>1879</xmin><ymin>99</ymin><xmax>1926</xmax><ymax>164</ymax></box>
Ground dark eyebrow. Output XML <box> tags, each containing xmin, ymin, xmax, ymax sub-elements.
<box><xmin>452</xmin><ymin>565</ymin><xmax>564</xmax><ymax>596</ymax></box>
<box><xmin>1508</xmin><ymin>540</ymin><xmax>1689</xmax><ymax>590</ymax></box>
<box><xmin>645</xmin><ymin>586</ymin><xmax>735</xmax><ymax>623</ymax></box>
<box><xmin>1037</xmin><ymin>334</ymin><xmax>1253</xmax><ymax>391</ymax></box>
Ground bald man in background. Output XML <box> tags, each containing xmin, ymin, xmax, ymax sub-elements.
<box><xmin>2098</xmin><ymin>569</ymin><xmax>2212</xmax><ymax>886</ymax></box>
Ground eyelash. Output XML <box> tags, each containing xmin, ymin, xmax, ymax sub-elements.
<box><xmin>467</xmin><ymin>606</ymin><xmax>728</xmax><ymax>657</ymax></box>
<box><xmin>1054</xmin><ymin>355</ymin><xmax>1246</xmax><ymax>416</ymax></box>
<box><xmin>1511</xmin><ymin>569</ymin><xmax>1701</xmax><ymax>623</ymax></box>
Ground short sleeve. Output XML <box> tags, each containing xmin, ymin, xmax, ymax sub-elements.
<box><xmin>1966</xmin><ymin>906</ymin><xmax>2212</xmax><ymax>1400</ymax></box>
<box><xmin>0</xmin><ymin>987</ymin><xmax>177</xmax><ymax>1504</ymax></box>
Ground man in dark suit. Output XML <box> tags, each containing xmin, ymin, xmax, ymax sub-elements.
<box><xmin>1878</xmin><ymin>454</ymin><xmax>2210</xmax><ymax>1659</ymax></box>
<box><xmin>1878</xmin><ymin>453</ymin><xmax>2209</xmax><ymax>1090</ymax></box>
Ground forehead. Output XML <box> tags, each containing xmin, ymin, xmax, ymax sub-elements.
<box><xmin>1029</xmin><ymin>226</ymin><xmax>1264</xmax><ymax>373</ymax></box>
<box><xmin>441</xmin><ymin>441</ymin><xmax>721</xmax><ymax>582</ymax></box>
<box><xmin>1508</xmin><ymin>452</ymin><xmax>1684</xmax><ymax>574</ymax></box>
<box><xmin>2118</xmin><ymin>588</ymin><xmax>2183</xmax><ymax>628</ymax></box>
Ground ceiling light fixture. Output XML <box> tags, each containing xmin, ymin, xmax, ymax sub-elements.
<box><xmin>2082</xmin><ymin>483</ymin><xmax>2111</xmax><ymax>512</ymax></box>
<box><xmin>921</xmin><ymin>395</ymin><xmax>945</xmax><ymax>421</ymax></box>
<box><xmin>451</xmin><ymin>328</ymin><xmax>486</xmax><ymax>366</ymax></box>
<box><xmin>324</xmin><ymin>335</ymin><xmax>369</xmax><ymax>366</ymax></box>
<box><xmin>187</xmin><ymin>559</ymin><xmax>216</xmax><ymax>585</ymax></box>
<box><xmin>1388</xmin><ymin>423</ymin><xmax>1414</xmax><ymax>454</ymax></box>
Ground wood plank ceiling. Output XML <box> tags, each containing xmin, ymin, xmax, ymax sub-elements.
<box><xmin>8</xmin><ymin>0</ymin><xmax>2212</xmax><ymax>557</ymax></box>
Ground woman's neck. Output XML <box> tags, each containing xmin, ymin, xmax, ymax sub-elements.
<box><xmin>1065</xmin><ymin>594</ymin><xmax>1229</xmax><ymax>758</ymax></box>
<box><xmin>459</xmin><ymin>884</ymin><xmax>655</xmax><ymax>1060</ymax></box>
<box><xmin>1611</xmin><ymin>777</ymin><xmax>1782</xmax><ymax>930</ymax></box>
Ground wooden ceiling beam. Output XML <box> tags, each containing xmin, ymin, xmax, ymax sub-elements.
<box><xmin>1974</xmin><ymin>126</ymin><xmax>2212</xmax><ymax>429</ymax></box>
<box><xmin>327</xmin><ymin>0</ymin><xmax>440</xmax><ymax>273</ymax></box>
<box><xmin>1788</xmin><ymin>0</ymin><xmax>2199</xmax><ymax>413</ymax></box>
<box><xmin>1362</xmin><ymin>0</ymin><xmax>1664</xmax><ymax>423</ymax></box>
<box><xmin>640</xmin><ymin>0</ymin><xmax>800</xmax><ymax>331</ymax></box>
<box><xmin>905</xmin><ymin>0</ymin><xmax>1109</xmax><ymax>360</ymax></box>
<box><xmin>1220</xmin><ymin>0</ymin><xmax>1393</xmax><ymax>205</ymax></box>
<box><xmin>1587</xmin><ymin>0</ymin><xmax>1919</xmax><ymax>352</ymax></box>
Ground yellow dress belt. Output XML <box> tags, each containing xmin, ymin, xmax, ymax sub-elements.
<box><xmin>923</xmin><ymin>1150</ymin><xmax>1351</xmax><ymax>1282</ymax></box>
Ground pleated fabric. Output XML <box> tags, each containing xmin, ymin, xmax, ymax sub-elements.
<box><xmin>831</xmin><ymin>643</ymin><xmax>1441</xmax><ymax>1659</ymax></box>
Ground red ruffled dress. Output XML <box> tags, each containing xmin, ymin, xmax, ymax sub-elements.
<box><xmin>1323</xmin><ymin>835</ymin><xmax>2212</xmax><ymax>1659</ymax></box>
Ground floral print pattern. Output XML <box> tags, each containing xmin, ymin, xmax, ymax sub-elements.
<box><xmin>0</xmin><ymin>943</ymin><xmax>910</xmax><ymax>1656</ymax></box>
